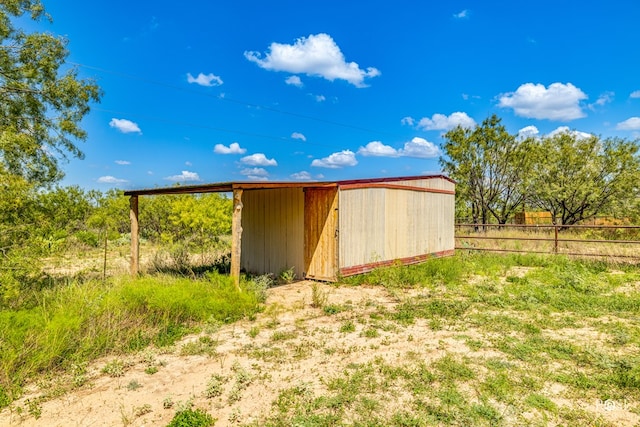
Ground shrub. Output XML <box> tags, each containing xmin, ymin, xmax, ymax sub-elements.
<box><xmin>166</xmin><ymin>408</ymin><xmax>215</xmax><ymax>427</ymax></box>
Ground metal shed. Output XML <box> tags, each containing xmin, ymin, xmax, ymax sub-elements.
<box><xmin>124</xmin><ymin>174</ymin><xmax>455</xmax><ymax>282</ymax></box>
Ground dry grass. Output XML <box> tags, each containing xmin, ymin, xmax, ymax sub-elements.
<box><xmin>456</xmin><ymin>225</ymin><xmax>640</xmax><ymax>263</ymax></box>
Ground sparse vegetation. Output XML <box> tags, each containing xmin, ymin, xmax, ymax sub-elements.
<box><xmin>2</xmin><ymin>250</ymin><xmax>640</xmax><ymax>425</ymax></box>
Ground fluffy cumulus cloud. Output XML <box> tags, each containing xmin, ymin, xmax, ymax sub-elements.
<box><xmin>164</xmin><ymin>170</ymin><xmax>201</xmax><ymax>182</ymax></box>
<box><xmin>285</xmin><ymin>75</ymin><xmax>303</xmax><ymax>87</ymax></box>
<box><xmin>244</xmin><ymin>33</ymin><xmax>381</xmax><ymax>88</ymax></box>
<box><xmin>315</xmin><ymin>95</ymin><xmax>326</xmax><ymax>102</ymax></box>
<box><xmin>240</xmin><ymin>153</ymin><xmax>277</xmax><ymax>166</ymax></box>
<box><xmin>453</xmin><ymin>9</ymin><xmax>469</xmax><ymax>19</ymax></box>
<box><xmin>214</xmin><ymin>142</ymin><xmax>246</xmax><ymax>154</ymax></box>
<box><xmin>417</xmin><ymin>112</ymin><xmax>476</xmax><ymax>130</ymax></box>
<box><xmin>548</xmin><ymin>126</ymin><xmax>593</xmax><ymax>140</ymax></box>
<box><xmin>358</xmin><ymin>141</ymin><xmax>399</xmax><ymax>157</ymax></box>
<box><xmin>630</xmin><ymin>90</ymin><xmax>640</xmax><ymax>99</ymax></box>
<box><xmin>616</xmin><ymin>117</ymin><xmax>640</xmax><ymax>130</ymax></box>
<box><xmin>97</xmin><ymin>176</ymin><xmax>128</xmax><ymax>184</ymax></box>
<box><xmin>109</xmin><ymin>118</ymin><xmax>141</xmax><ymax>134</ymax></box>
<box><xmin>399</xmin><ymin>137</ymin><xmax>440</xmax><ymax>158</ymax></box>
<box><xmin>290</xmin><ymin>171</ymin><xmax>312</xmax><ymax>180</ymax></box>
<box><xmin>358</xmin><ymin>138</ymin><xmax>440</xmax><ymax>159</ymax></box>
<box><xmin>311</xmin><ymin>150</ymin><xmax>357</xmax><ymax>168</ymax></box>
<box><xmin>498</xmin><ymin>82</ymin><xmax>587</xmax><ymax>121</ymax></box>
<box><xmin>187</xmin><ymin>72</ymin><xmax>223</xmax><ymax>87</ymax></box>
<box><xmin>517</xmin><ymin>125</ymin><xmax>540</xmax><ymax>139</ymax></box>
<box><xmin>114</xmin><ymin>160</ymin><xmax>131</xmax><ymax>165</ymax></box>
<box><xmin>291</xmin><ymin>132</ymin><xmax>307</xmax><ymax>141</ymax></box>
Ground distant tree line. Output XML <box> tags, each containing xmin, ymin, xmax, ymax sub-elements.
<box><xmin>440</xmin><ymin>115</ymin><xmax>640</xmax><ymax>225</ymax></box>
<box><xmin>0</xmin><ymin>185</ymin><xmax>232</xmax><ymax>304</ymax></box>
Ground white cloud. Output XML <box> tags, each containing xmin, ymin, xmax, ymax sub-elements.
<box><xmin>616</xmin><ymin>117</ymin><xmax>640</xmax><ymax>130</ymax></box>
<box><xmin>240</xmin><ymin>167</ymin><xmax>269</xmax><ymax>177</ymax></box>
<box><xmin>630</xmin><ymin>90</ymin><xmax>640</xmax><ymax>99</ymax></box>
<box><xmin>498</xmin><ymin>82</ymin><xmax>587</xmax><ymax>121</ymax></box>
<box><xmin>290</xmin><ymin>171</ymin><xmax>312</xmax><ymax>180</ymax></box>
<box><xmin>244</xmin><ymin>33</ymin><xmax>381</xmax><ymax>88</ymax></box>
<box><xmin>285</xmin><ymin>75</ymin><xmax>303</xmax><ymax>87</ymax></box>
<box><xmin>589</xmin><ymin>91</ymin><xmax>614</xmax><ymax>110</ymax></box>
<box><xmin>214</xmin><ymin>142</ymin><xmax>246</xmax><ymax>154</ymax></box>
<box><xmin>399</xmin><ymin>137</ymin><xmax>440</xmax><ymax>158</ymax></box>
<box><xmin>517</xmin><ymin>125</ymin><xmax>540</xmax><ymax>139</ymax></box>
<box><xmin>548</xmin><ymin>126</ymin><xmax>593</xmax><ymax>140</ymax></box>
<box><xmin>109</xmin><ymin>118</ymin><xmax>141</xmax><ymax>134</ymax></box>
<box><xmin>417</xmin><ymin>112</ymin><xmax>476</xmax><ymax>130</ymax></box>
<box><xmin>401</xmin><ymin>116</ymin><xmax>415</xmax><ymax>126</ymax></box>
<box><xmin>311</xmin><ymin>150</ymin><xmax>358</xmax><ymax>168</ymax></box>
<box><xmin>164</xmin><ymin>170</ymin><xmax>201</xmax><ymax>182</ymax></box>
<box><xmin>97</xmin><ymin>176</ymin><xmax>128</xmax><ymax>184</ymax></box>
<box><xmin>114</xmin><ymin>160</ymin><xmax>131</xmax><ymax>165</ymax></box>
<box><xmin>291</xmin><ymin>132</ymin><xmax>306</xmax><ymax>141</ymax></box>
<box><xmin>187</xmin><ymin>72</ymin><xmax>223</xmax><ymax>87</ymax></box>
<box><xmin>357</xmin><ymin>138</ymin><xmax>440</xmax><ymax>159</ymax></box>
<box><xmin>315</xmin><ymin>94</ymin><xmax>326</xmax><ymax>102</ymax></box>
<box><xmin>240</xmin><ymin>153</ymin><xmax>277</xmax><ymax>166</ymax></box>
<box><xmin>453</xmin><ymin>9</ymin><xmax>469</xmax><ymax>19</ymax></box>
<box><xmin>358</xmin><ymin>141</ymin><xmax>399</xmax><ymax>157</ymax></box>
<box><xmin>185</xmin><ymin>161</ymin><xmax>192</xmax><ymax>166</ymax></box>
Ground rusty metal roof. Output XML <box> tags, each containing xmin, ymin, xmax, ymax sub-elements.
<box><xmin>123</xmin><ymin>174</ymin><xmax>453</xmax><ymax>196</ymax></box>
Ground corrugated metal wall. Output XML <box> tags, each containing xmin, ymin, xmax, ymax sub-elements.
<box><xmin>339</xmin><ymin>178</ymin><xmax>454</xmax><ymax>269</ymax></box>
<box><xmin>241</xmin><ymin>188</ymin><xmax>305</xmax><ymax>277</ymax></box>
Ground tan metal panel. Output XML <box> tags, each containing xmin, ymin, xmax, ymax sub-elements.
<box><xmin>241</xmin><ymin>188</ymin><xmax>304</xmax><ymax>277</ymax></box>
<box><xmin>339</xmin><ymin>177</ymin><xmax>455</xmax><ymax>270</ymax></box>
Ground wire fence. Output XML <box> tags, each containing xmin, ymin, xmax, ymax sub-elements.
<box><xmin>455</xmin><ymin>223</ymin><xmax>640</xmax><ymax>263</ymax></box>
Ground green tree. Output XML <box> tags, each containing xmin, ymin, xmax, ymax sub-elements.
<box><xmin>169</xmin><ymin>193</ymin><xmax>232</xmax><ymax>246</ymax></box>
<box><xmin>440</xmin><ymin>115</ymin><xmax>531</xmax><ymax>224</ymax></box>
<box><xmin>1</xmin><ymin>0</ymin><xmax>101</xmax><ymax>302</ymax></box>
<box><xmin>1</xmin><ymin>0</ymin><xmax>101</xmax><ymax>185</ymax></box>
<box><xmin>527</xmin><ymin>132</ymin><xmax>640</xmax><ymax>225</ymax></box>
<box><xmin>0</xmin><ymin>169</ymin><xmax>43</xmax><ymax>307</ymax></box>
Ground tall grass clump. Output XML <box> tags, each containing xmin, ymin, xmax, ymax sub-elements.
<box><xmin>345</xmin><ymin>255</ymin><xmax>468</xmax><ymax>289</ymax></box>
<box><xmin>0</xmin><ymin>272</ymin><xmax>263</xmax><ymax>407</ymax></box>
<box><xmin>345</xmin><ymin>252</ymin><xmax>552</xmax><ymax>289</ymax></box>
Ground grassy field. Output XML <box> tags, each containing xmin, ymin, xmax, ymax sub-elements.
<box><xmin>2</xmin><ymin>252</ymin><xmax>640</xmax><ymax>426</ymax></box>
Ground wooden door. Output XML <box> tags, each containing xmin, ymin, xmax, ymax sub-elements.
<box><xmin>304</xmin><ymin>187</ymin><xmax>338</xmax><ymax>280</ymax></box>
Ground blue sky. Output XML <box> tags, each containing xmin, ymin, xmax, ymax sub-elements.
<box><xmin>31</xmin><ymin>1</ymin><xmax>640</xmax><ymax>190</ymax></box>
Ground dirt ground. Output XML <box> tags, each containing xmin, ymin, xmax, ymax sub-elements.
<box><xmin>1</xmin><ymin>280</ymin><xmax>637</xmax><ymax>426</ymax></box>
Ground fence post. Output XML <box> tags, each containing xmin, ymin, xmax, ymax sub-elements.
<box><xmin>554</xmin><ymin>225</ymin><xmax>558</xmax><ymax>254</ymax></box>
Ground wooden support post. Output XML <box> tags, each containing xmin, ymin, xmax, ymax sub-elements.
<box><xmin>231</xmin><ymin>189</ymin><xmax>243</xmax><ymax>287</ymax></box>
<box><xmin>130</xmin><ymin>195</ymin><xmax>140</xmax><ymax>277</ymax></box>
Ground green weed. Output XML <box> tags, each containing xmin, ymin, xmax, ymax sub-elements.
<box><xmin>180</xmin><ymin>336</ymin><xmax>218</xmax><ymax>356</ymax></box>
<box><xmin>339</xmin><ymin>320</ymin><xmax>356</xmax><ymax>333</ymax></box>
<box><xmin>204</xmin><ymin>374</ymin><xmax>226</xmax><ymax>398</ymax></box>
<box><xmin>310</xmin><ymin>282</ymin><xmax>328</xmax><ymax>308</ymax></box>
<box><xmin>167</xmin><ymin>408</ymin><xmax>215</xmax><ymax>427</ymax></box>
